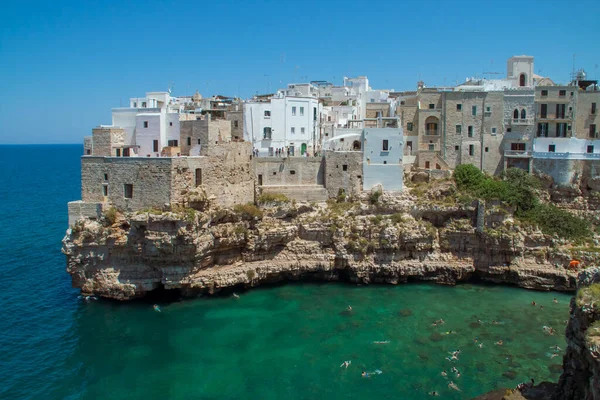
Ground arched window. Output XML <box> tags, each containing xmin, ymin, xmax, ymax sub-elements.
<box><xmin>513</xmin><ymin>109</ymin><xmax>519</xmax><ymax>119</ymax></box>
<box><xmin>521</xmin><ymin>109</ymin><xmax>526</xmax><ymax>119</ymax></box>
<box><xmin>352</xmin><ymin>140</ymin><xmax>361</xmax><ymax>150</ymax></box>
<box><xmin>424</xmin><ymin>116</ymin><xmax>439</xmax><ymax>135</ymax></box>
<box><xmin>519</xmin><ymin>73</ymin><xmax>526</xmax><ymax>87</ymax></box>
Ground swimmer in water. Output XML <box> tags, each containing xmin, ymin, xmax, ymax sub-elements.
<box><xmin>448</xmin><ymin>381</ymin><xmax>461</xmax><ymax>391</ymax></box>
<box><xmin>531</xmin><ymin>301</ymin><xmax>536</xmax><ymax>306</ymax></box>
<box><xmin>550</xmin><ymin>353</ymin><xmax>559</xmax><ymax>359</ymax></box>
<box><xmin>553</xmin><ymin>345</ymin><xmax>562</xmax><ymax>351</ymax></box>
<box><xmin>428</xmin><ymin>391</ymin><xmax>439</xmax><ymax>396</ymax></box>
<box><xmin>441</xmin><ymin>370</ymin><xmax>448</xmax><ymax>377</ymax></box>
<box><xmin>233</xmin><ymin>293</ymin><xmax>240</xmax><ymax>299</ymax></box>
<box><xmin>495</xmin><ymin>340</ymin><xmax>503</xmax><ymax>346</ymax></box>
<box><xmin>153</xmin><ymin>304</ymin><xmax>161</xmax><ymax>312</ymax></box>
<box><xmin>347</xmin><ymin>305</ymin><xmax>352</xmax><ymax>311</ymax></box>
<box><xmin>361</xmin><ymin>371</ymin><xmax>368</xmax><ymax>377</ymax></box>
<box><xmin>340</xmin><ymin>361</ymin><xmax>351</xmax><ymax>368</ymax></box>
<box><xmin>553</xmin><ymin>298</ymin><xmax>558</xmax><ymax>304</ymax></box>
<box><xmin>478</xmin><ymin>342</ymin><xmax>484</xmax><ymax>348</ymax></box>
<box><xmin>540</xmin><ymin>305</ymin><xmax>544</xmax><ymax>310</ymax></box>
<box><xmin>451</xmin><ymin>367</ymin><xmax>458</xmax><ymax>374</ymax></box>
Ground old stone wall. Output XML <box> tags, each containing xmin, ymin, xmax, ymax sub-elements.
<box><xmin>255</xmin><ymin>157</ymin><xmax>324</xmax><ymax>186</ymax></box>
<box><xmin>575</xmin><ymin>91</ymin><xmax>600</xmax><ymax>139</ymax></box>
<box><xmin>481</xmin><ymin>92</ymin><xmax>505</xmax><ymax>175</ymax></box>
<box><xmin>67</xmin><ymin>200</ymin><xmax>103</xmax><ymax>226</ymax></box>
<box><xmin>180</xmin><ymin>118</ymin><xmax>232</xmax><ymax>155</ymax></box>
<box><xmin>227</xmin><ymin>110</ymin><xmax>244</xmax><ymax>140</ymax></box>
<box><xmin>324</xmin><ymin>151</ymin><xmax>363</xmax><ymax>198</ymax></box>
<box><xmin>91</xmin><ymin>127</ymin><xmax>125</xmax><ymax>156</ymax></box>
<box><xmin>81</xmin><ymin>157</ymin><xmax>174</xmax><ymax>211</ymax></box>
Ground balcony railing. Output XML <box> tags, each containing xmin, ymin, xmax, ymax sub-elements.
<box><xmin>510</xmin><ymin>118</ymin><xmax>534</xmax><ymax>125</ymax></box>
<box><xmin>504</xmin><ymin>150</ymin><xmax>532</xmax><ymax>158</ymax></box>
<box><xmin>424</xmin><ymin>130</ymin><xmax>439</xmax><ymax>136</ymax></box>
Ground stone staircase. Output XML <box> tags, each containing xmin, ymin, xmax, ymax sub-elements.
<box><xmin>260</xmin><ymin>185</ymin><xmax>329</xmax><ymax>202</ymax></box>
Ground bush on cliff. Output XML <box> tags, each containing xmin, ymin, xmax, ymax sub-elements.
<box><xmin>258</xmin><ymin>192</ymin><xmax>290</xmax><ymax>205</ymax></box>
<box><xmin>522</xmin><ymin>204</ymin><xmax>591</xmax><ymax>240</ymax></box>
<box><xmin>104</xmin><ymin>207</ymin><xmax>118</xmax><ymax>226</ymax></box>
<box><xmin>577</xmin><ymin>283</ymin><xmax>600</xmax><ymax>308</ymax></box>
<box><xmin>233</xmin><ymin>203</ymin><xmax>263</xmax><ymax>220</ymax></box>
<box><xmin>454</xmin><ymin>164</ymin><xmax>485</xmax><ymax>191</ymax></box>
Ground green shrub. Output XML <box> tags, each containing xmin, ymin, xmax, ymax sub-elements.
<box><xmin>370</xmin><ymin>215</ymin><xmax>383</xmax><ymax>225</ymax></box>
<box><xmin>453</xmin><ymin>164</ymin><xmax>485</xmax><ymax>190</ymax></box>
<box><xmin>522</xmin><ymin>204</ymin><xmax>591</xmax><ymax>240</ymax></box>
<box><xmin>233</xmin><ymin>203</ymin><xmax>264</xmax><ymax>220</ymax></box>
<box><xmin>336</xmin><ymin>188</ymin><xmax>346</xmax><ymax>203</ymax></box>
<box><xmin>258</xmin><ymin>192</ymin><xmax>290</xmax><ymax>204</ymax></box>
<box><xmin>586</xmin><ymin>320</ymin><xmax>600</xmax><ymax>343</ymax></box>
<box><xmin>369</xmin><ymin>190</ymin><xmax>382</xmax><ymax>204</ymax></box>
<box><xmin>104</xmin><ymin>207</ymin><xmax>118</xmax><ymax>225</ymax></box>
<box><xmin>327</xmin><ymin>199</ymin><xmax>357</xmax><ymax>217</ymax></box>
<box><xmin>390</xmin><ymin>213</ymin><xmax>405</xmax><ymax>224</ymax></box>
<box><xmin>577</xmin><ymin>283</ymin><xmax>600</xmax><ymax>307</ymax></box>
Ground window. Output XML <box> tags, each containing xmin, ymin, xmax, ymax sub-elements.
<box><xmin>425</xmin><ymin>161</ymin><xmax>430</xmax><ymax>169</ymax></box>
<box><xmin>486</xmin><ymin>106</ymin><xmax>491</xmax><ymax>112</ymax></box>
<box><xmin>468</xmin><ymin>126</ymin><xmax>473</xmax><ymax>137</ymax></box>
<box><xmin>168</xmin><ymin>140</ymin><xmax>178</xmax><ymax>146</ymax></box>
<box><xmin>491</xmin><ymin>127</ymin><xmax>497</xmax><ymax>134</ymax></box>
<box><xmin>301</xmin><ymin>127</ymin><xmax>305</xmax><ymax>135</ymax></box>
<box><xmin>290</xmin><ymin>170</ymin><xmax>296</xmax><ymax>175</ymax></box>
<box><xmin>429</xmin><ymin>103</ymin><xmax>435</xmax><ymax>109</ymax></box>
<box><xmin>195</xmin><ymin>169</ymin><xmax>202</xmax><ymax>187</ymax></box>
<box><xmin>540</xmin><ymin>104</ymin><xmax>547</xmax><ymax>118</ymax></box>
<box><xmin>592</xmin><ymin>103</ymin><xmax>597</xmax><ymax>115</ymax></box>
<box><xmin>559</xmin><ymin>90</ymin><xmax>566</xmax><ymax>97</ymax></box>
<box><xmin>234</xmin><ymin>120</ymin><xmax>238</xmax><ymax>128</ymax></box>
<box><xmin>469</xmin><ymin>145</ymin><xmax>474</xmax><ymax>156</ymax></box>
<box><xmin>382</xmin><ymin>140</ymin><xmax>389</xmax><ymax>151</ymax></box>
<box><xmin>143</xmin><ymin>121</ymin><xmax>149</xmax><ymax>128</ymax></box>
<box><xmin>102</xmin><ymin>186</ymin><xmax>108</xmax><ymax>196</ymax></box>
<box><xmin>342</xmin><ymin>165</ymin><xmax>348</xmax><ymax>171</ymax></box>
<box><xmin>187</xmin><ymin>137</ymin><xmax>191</xmax><ymax>146</ymax></box>
<box><xmin>264</xmin><ymin>110</ymin><xmax>271</xmax><ymax>117</ymax></box>
<box><xmin>263</xmin><ymin>127</ymin><xmax>272</xmax><ymax>139</ymax></box>
<box><xmin>457</xmin><ymin>104</ymin><xmax>462</xmax><ymax>111</ymax></box>
<box><xmin>153</xmin><ymin>140</ymin><xmax>158</xmax><ymax>152</ymax></box>
<box><xmin>511</xmin><ymin>143</ymin><xmax>526</xmax><ymax>151</ymax></box>
<box><xmin>300</xmin><ymin>107</ymin><xmax>304</xmax><ymax>116</ymax></box>
<box><xmin>548</xmin><ymin>145</ymin><xmax>556</xmax><ymax>152</ymax></box>
<box><xmin>169</xmin><ymin>122</ymin><xmax>173</xmax><ymax>127</ymax></box>
<box><xmin>116</xmin><ymin>149</ymin><xmax>121</xmax><ymax>157</ymax></box>
<box><xmin>292</xmin><ymin>106</ymin><xmax>297</xmax><ymax>116</ymax></box>
<box><xmin>428</xmin><ymin>144</ymin><xmax>434</xmax><ymax>151</ymax></box>
<box><xmin>141</xmin><ymin>101</ymin><xmax>146</xmax><ymax>108</ymax></box>
<box><xmin>406</xmin><ymin>141</ymin><xmax>412</xmax><ymax>152</ymax></box>
<box><xmin>557</xmin><ymin>123</ymin><xmax>567</xmax><ymax>137</ymax></box>
<box><xmin>472</xmin><ymin>105</ymin><xmax>477</xmax><ymax>116</ymax></box>
<box><xmin>370</xmin><ymin>98</ymin><xmax>375</xmax><ymax>103</ymax></box>
<box><xmin>537</xmin><ymin>123</ymin><xmax>548</xmax><ymax>137</ymax></box>
<box><xmin>426</xmin><ymin>122</ymin><xmax>438</xmax><ymax>135</ymax></box>
<box><xmin>521</xmin><ymin>109</ymin><xmax>526</xmax><ymax>119</ymax></box>
<box><xmin>591</xmin><ymin>124</ymin><xmax>597</xmax><ymax>138</ymax></box>
<box><xmin>541</xmin><ymin>90</ymin><xmax>548</xmax><ymax>96</ymax></box>
<box><xmin>313</xmin><ymin>107</ymin><xmax>317</xmax><ymax>121</ymax></box>
<box><xmin>197</xmin><ymin>139</ymin><xmax>201</xmax><ymax>145</ymax></box>
<box><xmin>519</xmin><ymin>74</ymin><xmax>526</xmax><ymax>87</ymax></box>
<box><xmin>588</xmin><ymin>146</ymin><xmax>594</xmax><ymax>154</ymax></box>
<box><xmin>454</xmin><ymin>145</ymin><xmax>459</xmax><ymax>151</ymax></box>
<box><xmin>401</xmin><ymin>101</ymin><xmax>405</xmax><ymax>105</ymax></box>
<box><xmin>123</xmin><ymin>148</ymin><xmax>130</xmax><ymax>157</ymax></box>
<box><xmin>124</xmin><ymin>184</ymin><xmax>133</xmax><ymax>199</ymax></box>
<box><xmin>485</xmin><ymin>147</ymin><xmax>489</xmax><ymax>152</ymax></box>
<box><xmin>133</xmin><ymin>102</ymin><xmax>137</xmax><ymax>107</ymax></box>
<box><xmin>291</xmin><ymin>127</ymin><xmax>295</xmax><ymax>135</ymax></box>
<box><xmin>328</xmin><ymin>116</ymin><xmax>332</xmax><ymax>122</ymax></box>
<box><xmin>513</xmin><ymin>109</ymin><xmax>519</xmax><ymax>119</ymax></box>
<box><xmin>104</xmin><ymin>173</ymin><xmax>108</xmax><ymax>181</ymax></box>
<box><xmin>407</xmin><ymin>122</ymin><xmax>413</xmax><ymax>131</ymax></box>
<box><xmin>86</xmin><ymin>149</ymin><xmax>91</xmax><ymax>155</ymax></box>
<box><xmin>456</xmin><ymin>125</ymin><xmax>462</xmax><ymax>134</ymax></box>
<box><xmin>556</xmin><ymin>104</ymin><xmax>566</xmax><ymax>119</ymax></box>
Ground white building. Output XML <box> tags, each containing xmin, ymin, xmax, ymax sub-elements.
<box><xmin>109</xmin><ymin>92</ymin><xmax>189</xmax><ymax>157</ymax></box>
<box><xmin>244</xmin><ymin>93</ymin><xmax>320</xmax><ymax>156</ymax></box>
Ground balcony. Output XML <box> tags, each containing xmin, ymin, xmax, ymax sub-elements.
<box><xmin>504</xmin><ymin>150</ymin><xmax>532</xmax><ymax>158</ymax></box>
<box><xmin>510</xmin><ymin>118</ymin><xmax>534</xmax><ymax>126</ymax></box>
<box><xmin>536</xmin><ymin>113</ymin><xmax>573</xmax><ymax>121</ymax></box>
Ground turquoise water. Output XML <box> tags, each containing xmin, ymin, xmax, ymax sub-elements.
<box><xmin>0</xmin><ymin>145</ymin><xmax>571</xmax><ymax>399</ymax></box>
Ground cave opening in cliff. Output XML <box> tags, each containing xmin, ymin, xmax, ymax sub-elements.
<box><xmin>145</xmin><ymin>283</ymin><xmax>182</xmax><ymax>302</ymax></box>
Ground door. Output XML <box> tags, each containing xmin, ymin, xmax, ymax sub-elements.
<box><xmin>301</xmin><ymin>143</ymin><xmax>307</xmax><ymax>155</ymax></box>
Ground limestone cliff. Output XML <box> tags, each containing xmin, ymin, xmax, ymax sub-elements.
<box><xmin>552</xmin><ymin>268</ymin><xmax>600</xmax><ymax>400</ymax></box>
<box><xmin>62</xmin><ymin>191</ymin><xmax>598</xmax><ymax>300</ymax></box>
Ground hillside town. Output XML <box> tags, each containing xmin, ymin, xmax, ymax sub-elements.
<box><xmin>71</xmin><ymin>55</ymin><xmax>600</xmax><ymax>222</ymax></box>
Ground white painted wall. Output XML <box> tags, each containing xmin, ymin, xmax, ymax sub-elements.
<box><xmin>533</xmin><ymin>137</ymin><xmax>600</xmax><ymax>159</ymax></box>
<box><xmin>135</xmin><ymin>114</ymin><xmax>162</xmax><ymax>157</ymax></box>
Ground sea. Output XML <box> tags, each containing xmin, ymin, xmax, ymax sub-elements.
<box><xmin>0</xmin><ymin>144</ymin><xmax>572</xmax><ymax>399</ymax></box>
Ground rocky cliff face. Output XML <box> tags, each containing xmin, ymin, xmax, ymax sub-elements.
<box><xmin>62</xmin><ymin>191</ymin><xmax>597</xmax><ymax>301</ymax></box>
<box><xmin>552</xmin><ymin>268</ymin><xmax>600</xmax><ymax>400</ymax></box>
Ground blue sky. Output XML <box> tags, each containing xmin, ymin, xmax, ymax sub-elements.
<box><xmin>1</xmin><ymin>0</ymin><xmax>598</xmax><ymax>144</ymax></box>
